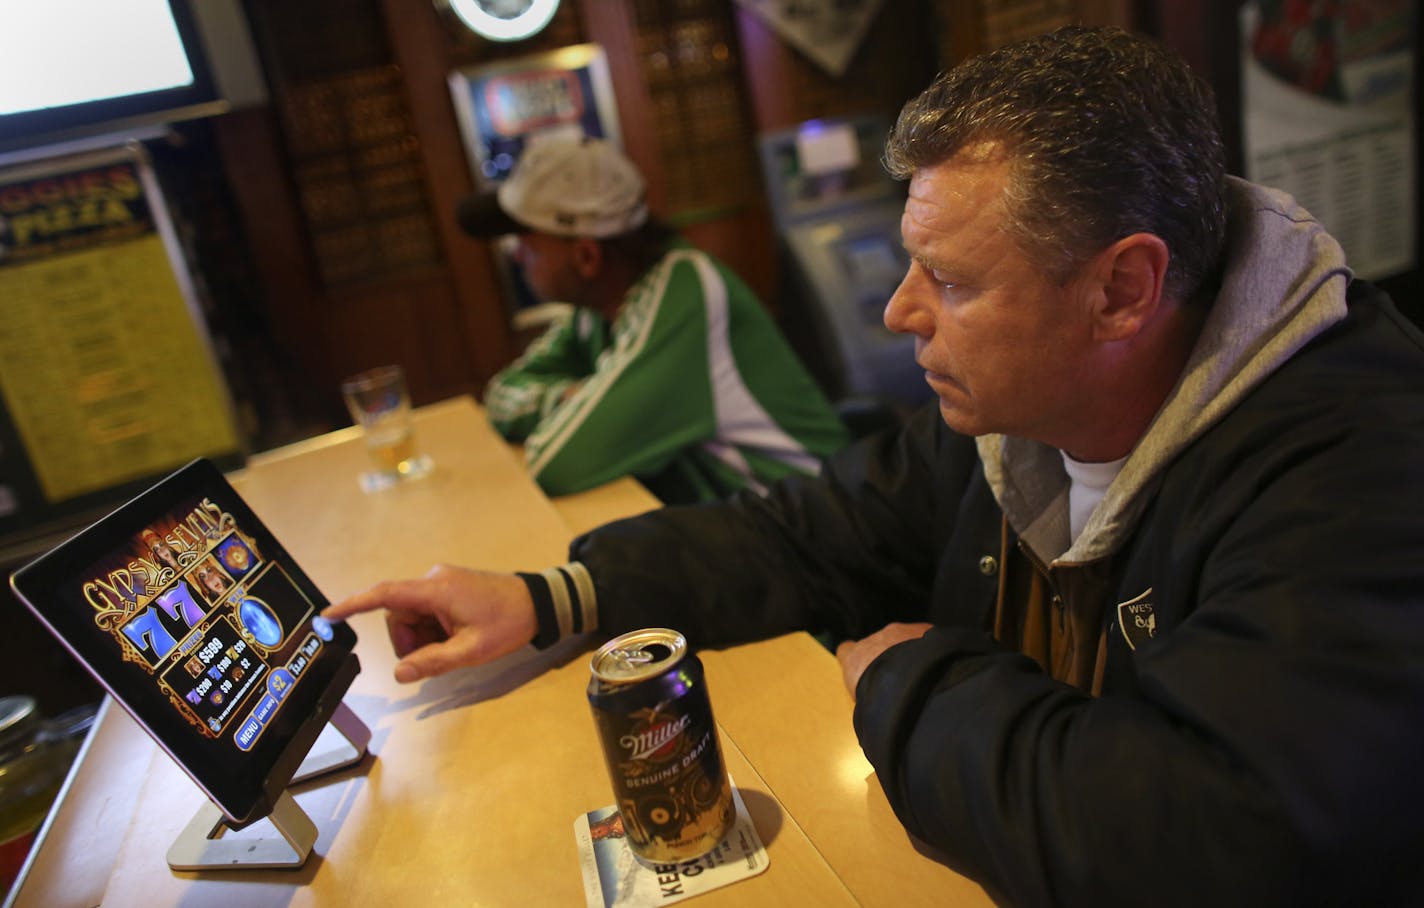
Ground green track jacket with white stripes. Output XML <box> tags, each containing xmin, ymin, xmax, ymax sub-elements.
<box><xmin>484</xmin><ymin>246</ymin><xmax>850</xmax><ymax>501</ymax></box>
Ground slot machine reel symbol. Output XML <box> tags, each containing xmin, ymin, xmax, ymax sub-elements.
<box><xmin>238</xmin><ymin>596</ymin><xmax>283</xmax><ymax>648</ymax></box>
<box><xmin>218</xmin><ymin>538</ymin><xmax>254</xmax><ymax>577</ymax></box>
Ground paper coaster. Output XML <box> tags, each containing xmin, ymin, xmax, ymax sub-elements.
<box><xmin>573</xmin><ymin>783</ymin><xmax>769</xmax><ymax>908</ymax></box>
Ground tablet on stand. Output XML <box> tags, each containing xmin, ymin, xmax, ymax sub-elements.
<box><xmin>10</xmin><ymin>459</ymin><xmax>371</xmax><ymax>871</ymax></box>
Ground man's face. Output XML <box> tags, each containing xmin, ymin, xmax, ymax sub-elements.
<box><xmin>885</xmin><ymin>147</ymin><xmax>1098</xmax><ymax>446</ymax></box>
<box><xmin>511</xmin><ymin>232</ymin><xmax>585</xmax><ymax>303</ymax></box>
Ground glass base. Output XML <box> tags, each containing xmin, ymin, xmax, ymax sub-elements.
<box><xmin>357</xmin><ymin>453</ymin><xmax>433</xmax><ymax>493</ymax></box>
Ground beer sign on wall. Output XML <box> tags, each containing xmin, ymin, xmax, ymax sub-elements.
<box><xmin>448</xmin><ymin>43</ymin><xmax>622</xmax><ymax>187</ymax></box>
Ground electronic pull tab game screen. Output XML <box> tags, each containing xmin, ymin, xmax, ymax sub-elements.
<box><xmin>9</xmin><ymin>458</ymin><xmax>360</xmax><ymax>827</ymax></box>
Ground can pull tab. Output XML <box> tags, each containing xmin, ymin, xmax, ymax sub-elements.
<box><xmin>607</xmin><ymin>648</ymin><xmax>655</xmax><ymax>665</ymax></box>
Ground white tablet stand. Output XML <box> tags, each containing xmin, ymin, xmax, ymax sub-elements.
<box><xmin>165</xmin><ymin>701</ymin><xmax>371</xmax><ymax>871</ymax></box>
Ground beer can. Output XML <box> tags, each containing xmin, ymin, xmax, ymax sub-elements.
<box><xmin>587</xmin><ymin>628</ymin><xmax>735</xmax><ymax>863</ymax></box>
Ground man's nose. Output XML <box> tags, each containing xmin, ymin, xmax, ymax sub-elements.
<box><xmin>883</xmin><ymin>270</ymin><xmax>931</xmax><ymax>338</ymax></box>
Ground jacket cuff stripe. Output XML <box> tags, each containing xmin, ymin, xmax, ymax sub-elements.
<box><xmin>517</xmin><ymin>563</ymin><xmax>597</xmax><ymax>649</ymax></box>
<box><xmin>542</xmin><ymin>567</ymin><xmax>574</xmax><ymax>638</ymax></box>
<box><xmin>566</xmin><ymin>561</ymin><xmax>597</xmax><ymax>635</ymax></box>
<box><xmin>516</xmin><ymin>571</ymin><xmax>560</xmax><ymax>649</ymax></box>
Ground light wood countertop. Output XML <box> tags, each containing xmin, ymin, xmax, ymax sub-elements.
<box><xmin>9</xmin><ymin>397</ymin><xmax>990</xmax><ymax>907</ymax></box>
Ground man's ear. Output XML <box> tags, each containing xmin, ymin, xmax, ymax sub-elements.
<box><xmin>570</xmin><ymin>237</ymin><xmax>604</xmax><ymax>279</ymax></box>
<box><xmin>1091</xmin><ymin>232</ymin><xmax>1169</xmax><ymax>342</ymax></box>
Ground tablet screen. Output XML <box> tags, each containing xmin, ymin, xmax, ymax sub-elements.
<box><xmin>9</xmin><ymin>458</ymin><xmax>359</xmax><ymax>825</ymax></box>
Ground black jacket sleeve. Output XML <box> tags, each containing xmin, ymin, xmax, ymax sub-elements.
<box><xmin>569</xmin><ymin>403</ymin><xmax>978</xmax><ymax>648</ymax></box>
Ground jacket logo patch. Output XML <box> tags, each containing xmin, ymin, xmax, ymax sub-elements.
<box><xmin>1117</xmin><ymin>588</ymin><xmax>1156</xmax><ymax>651</ymax></box>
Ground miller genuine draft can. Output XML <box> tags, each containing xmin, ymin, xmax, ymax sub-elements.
<box><xmin>587</xmin><ymin>628</ymin><xmax>735</xmax><ymax>862</ymax></box>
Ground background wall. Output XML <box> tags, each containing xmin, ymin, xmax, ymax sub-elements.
<box><xmin>182</xmin><ymin>0</ymin><xmax>1420</xmax><ymax>457</ymax></box>
<box><xmin>182</xmin><ymin>0</ymin><xmax>1144</xmax><ymax>453</ymax></box>
<box><xmin>1</xmin><ymin>0</ymin><xmax>1419</xmax><ymax>717</ymax></box>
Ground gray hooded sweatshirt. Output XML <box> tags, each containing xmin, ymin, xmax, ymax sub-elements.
<box><xmin>982</xmin><ymin>177</ymin><xmax>1351</xmax><ymax>570</ymax></box>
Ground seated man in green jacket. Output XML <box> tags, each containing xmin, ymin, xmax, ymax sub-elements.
<box><xmin>458</xmin><ymin>135</ymin><xmax>848</xmax><ymax>503</ymax></box>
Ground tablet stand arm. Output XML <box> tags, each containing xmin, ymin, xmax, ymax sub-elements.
<box><xmin>165</xmin><ymin>700</ymin><xmax>371</xmax><ymax>871</ymax></box>
<box><xmin>166</xmin><ymin>789</ymin><xmax>316</xmax><ymax>871</ymax></box>
<box><xmin>292</xmin><ymin>700</ymin><xmax>370</xmax><ymax>784</ymax></box>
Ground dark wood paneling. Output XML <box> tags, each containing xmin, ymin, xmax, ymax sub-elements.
<box><xmin>1146</xmin><ymin>0</ymin><xmax>1245</xmax><ymax>174</ymax></box>
<box><xmin>379</xmin><ymin>0</ymin><xmax>515</xmax><ymax>389</ymax></box>
<box><xmin>219</xmin><ymin>0</ymin><xmax>504</xmax><ymax>410</ymax></box>
<box><xmin>736</xmin><ymin>1</ymin><xmax>939</xmax><ymax>133</ymax></box>
<box><xmin>209</xmin><ymin>109</ymin><xmax>324</xmax><ymax>372</ymax></box>
<box><xmin>581</xmin><ymin>0</ymin><xmax>668</xmax><ymax>213</ymax></box>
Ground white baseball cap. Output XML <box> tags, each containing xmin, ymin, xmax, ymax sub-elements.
<box><xmin>456</xmin><ymin>135</ymin><xmax>649</xmax><ymax>239</ymax></box>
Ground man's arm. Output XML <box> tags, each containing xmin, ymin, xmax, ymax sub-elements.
<box><xmin>324</xmin><ymin>404</ymin><xmax>968</xmax><ymax>684</ymax></box>
<box><xmin>563</xmin><ymin>404</ymin><xmax>976</xmax><ymax>649</ymax></box>
<box><xmin>484</xmin><ymin>307</ymin><xmax>606</xmax><ymax>441</ymax></box>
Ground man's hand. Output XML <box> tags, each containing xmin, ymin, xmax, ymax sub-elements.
<box><xmin>835</xmin><ymin>622</ymin><xmax>934</xmax><ymax>698</ymax></box>
<box><xmin>322</xmin><ymin>565</ymin><xmax>538</xmax><ymax>683</ymax></box>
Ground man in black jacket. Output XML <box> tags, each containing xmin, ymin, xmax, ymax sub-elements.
<box><xmin>327</xmin><ymin>26</ymin><xmax>1424</xmax><ymax>906</ymax></box>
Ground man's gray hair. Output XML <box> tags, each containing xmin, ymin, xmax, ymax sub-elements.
<box><xmin>885</xmin><ymin>26</ymin><xmax>1228</xmax><ymax>305</ymax></box>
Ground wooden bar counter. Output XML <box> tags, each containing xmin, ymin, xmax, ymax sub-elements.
<box><xmin>9</xmin><ymin>397</ymin><xmax>992</xmax><ymax>908</ymax></box>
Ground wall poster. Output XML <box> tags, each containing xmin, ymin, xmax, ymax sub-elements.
<box><xmin>1241</xmin><ymin>0</ymin><xmax>1417</xmax><ymax>279</ymax></box>
<box><xmin>0</xmin><ymin>144</ymin><xmax>241</xmax><ymax>539</ymax></box>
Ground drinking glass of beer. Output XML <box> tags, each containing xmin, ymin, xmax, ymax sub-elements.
<box><xmin>340</xmin><ymin>364</ymin><xmax>433</xmax><ymax>491</ymax></box>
